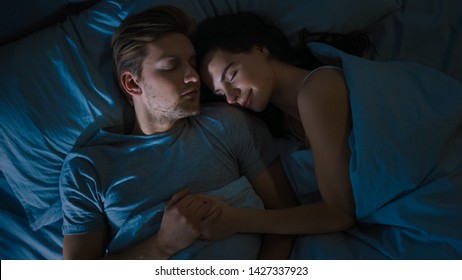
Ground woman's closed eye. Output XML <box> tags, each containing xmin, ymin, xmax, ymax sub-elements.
<box><xmin>228</xmin><ymin>70</ymin><xmax>237</xmax><ymax>83</ymax></box>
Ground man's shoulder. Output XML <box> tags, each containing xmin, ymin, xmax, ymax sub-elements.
<box><xmin>195</xmin><ymin>102</ymin><xmax>269</xmax><ymax>138</ymax></box>
<box><xmin>199</xmin><ymin>102</ymin><xmax>251</xmax><ymax>123</ymax></box>
<box><xmin>64</xmin><ymin>129</ymin><xmax>116</xmax><ymax>163</ymax></box>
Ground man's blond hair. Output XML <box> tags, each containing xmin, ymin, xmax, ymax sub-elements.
<box><xmin>111</xmin><ymin>5</ymin><xmax>193</xmax><ymax>100</ymax></box>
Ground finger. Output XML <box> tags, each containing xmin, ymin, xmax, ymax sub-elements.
<box><xmin>193</xmin><ymin>200</ymin><xmax>213</xmax><ymax>217</ymax></box>
<box><xmin>180</xmin><ymin>199</ymin><xmax>213</xmax><ymax>220</ymax></box>
<box><xmin>200</xmin><ymin>207</ymin><xmax>223</xmax><ymax>228</ymax></box>
<box><xmin>194</xmin><ymin>194</ymin><xmax>214</xmax><ymax>201</ymax></box>
<box><xmin>195</xmin><ymin>194</ymin><xmax>222</xmax><ymax>205</ymax></box>
<box><xmin>167</xmin><ymin>188</ymin><xmax>190</xmax><ymax>208</ymax></box>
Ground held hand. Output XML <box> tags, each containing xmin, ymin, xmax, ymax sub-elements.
<box><xmin>197</xmin><ymin>195</ymin><xmax>237</xmax><ymax>240</ymax></box>
<box><xmin>156</xmin><ymin>189</ymin><xmax>223</xmax><ymax>256</ymax></box>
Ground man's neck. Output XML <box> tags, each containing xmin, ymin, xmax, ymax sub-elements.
<box><xmin>131</xmin><ymin>117</ymin><xmax>186</xmax><ymax>135</ymax></box>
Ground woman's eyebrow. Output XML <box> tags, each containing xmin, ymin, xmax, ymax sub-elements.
<box><xmin>220</xmin><ymin>62</ymin><xmax>235</xmax><ymax>82</ymax></box>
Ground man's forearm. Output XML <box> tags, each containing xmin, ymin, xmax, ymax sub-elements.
<box><xmin>106</xmin><ymin>234</ymin><xmax>175</xmax><ymax>260</ymax></box>
<box><xmin>258</xmin><ymin>234</ymin><xmax>295</xmax><ymax>260</ymax></box>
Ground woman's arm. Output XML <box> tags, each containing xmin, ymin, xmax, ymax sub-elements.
<box><xmin>218</xmin><ymin>68</ymin><xmax>354</xmax><ymax>236</ymax></box>
<box><xmin>297</xmin><ymin>67</ymin><xmax>354</xmax><ymax>225</ymax></box>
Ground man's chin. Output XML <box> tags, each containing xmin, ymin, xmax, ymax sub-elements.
<box><xmin>178</xmin><ymin>102</ymin><xmax>200</xmax><ymax>118</ymax></box>
<box><xmin>188</xmin><ymin>108</ymin><xmax>200</xmax><ymax>117</ymax></box>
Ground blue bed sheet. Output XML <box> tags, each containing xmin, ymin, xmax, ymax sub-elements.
<box><xmin>1</xmin><ymin>0</ymin><xmax>462</xmax><ymax>260</ymax></box>
<box><xmin>0</xmin><ymin>173</ymin><xmax>62</xmax><ymax>259</ymax></box>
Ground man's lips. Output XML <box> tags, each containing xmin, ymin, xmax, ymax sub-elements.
<box><xmin>182</xmin><ymin>89</ymin><xmax>199</xmax><ymax>97</ymax></box>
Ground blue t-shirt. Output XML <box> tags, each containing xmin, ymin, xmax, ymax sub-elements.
<box><xmin>59</xmin><ymin>103</ymin><xmax>277</xmax><ymax>258</ymax></box>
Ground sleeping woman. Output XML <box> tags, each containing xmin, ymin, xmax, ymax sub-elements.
<box><xmin>193</xmin><ymin>12</ymin><xmax>371</xmax><ymax>236</ymax></box>
<box><xmin>192</xmin><ymin>11</ymin><xmax>462</xmax><ymax>253</ymax></box>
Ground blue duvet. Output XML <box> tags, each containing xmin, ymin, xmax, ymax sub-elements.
<box><xmin>289</xmin><ymin>43</ymin><xmax>462</xmax><ymax>259</ymax></box>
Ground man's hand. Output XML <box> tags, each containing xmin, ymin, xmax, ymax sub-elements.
<box><xmin>155</xmin><ymin>189</ymin><xmax>223</xmax><ymax>256</ymax></box>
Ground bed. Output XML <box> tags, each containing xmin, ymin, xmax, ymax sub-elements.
<box><xmin>1</xmin><ymin>0</ymin><xmax>461</xmax><ymax>260</ymax></box>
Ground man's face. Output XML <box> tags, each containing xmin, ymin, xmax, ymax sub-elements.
<box><xmin>137</xmin><ymin>33</ymin><xmax>201</xmax><ymax>122</ymax></box>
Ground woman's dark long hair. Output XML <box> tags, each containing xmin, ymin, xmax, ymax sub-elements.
<box><xmin>194</xmin><ymin>12</ymin><xmax>371</xmax><ymax>73</ymax></box>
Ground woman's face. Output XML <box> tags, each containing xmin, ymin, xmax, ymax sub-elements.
<box><xmin>200</xmin><ymin>46</ymin><xmax>275</xmax><ymax>112</ymax></box>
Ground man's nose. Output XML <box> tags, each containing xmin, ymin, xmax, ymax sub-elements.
<box><xmin>185</xmin><ymin>66</ymin><xmax>199</xmax><ymax>83</ymax></box>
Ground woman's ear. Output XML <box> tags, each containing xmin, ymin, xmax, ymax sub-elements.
<box><xmin>121</xmin><ymin>71</ymin><xmax>142</xmax><ymax>98</ymax></box>
<box><xmin>254</xmin><ymin>44</ymin><xmax>269</xmax><ymax>58</ymax></box>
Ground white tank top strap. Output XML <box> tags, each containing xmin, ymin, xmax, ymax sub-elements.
<box><xmin>291</xmin><ymin>66</ymin><xmax>343</xmax><ymax>141</ymax></box>
<box><xmin>301</xmin><ymin>65</ymin><xmax>343</xmax><ymax>85</ymax></box>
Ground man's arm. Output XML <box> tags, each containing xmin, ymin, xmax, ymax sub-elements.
<box><xmin>63</xmin><ymin>230</ymin><xmax>108</xmax><ymax>259</ymax></box>
<box><xmin>197</xmin><ymin>157</ymin><xmax>299</xmax><ymax>259</ymax></box>
<box><xmin>63</xmin><ymin>189</ymin><xmax>222</xmax><ymax>259</ymax></box>
<box><xmin>249</xmin><ymin>158</ymin><xmax>299</xmax><ymax>260</ymax></box>
<box><xmin>63</xmin><ymin>228</ymin><xmax>176</xmax><ymax>260</ymax></box>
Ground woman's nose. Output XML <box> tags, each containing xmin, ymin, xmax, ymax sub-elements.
<box><xmin>225</xmin><ymin>87</ymin><xmax>240</xmax><ymax>104</ymax></box>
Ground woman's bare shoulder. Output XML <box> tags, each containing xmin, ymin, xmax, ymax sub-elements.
<box><xmin>298</xmin><ymin>67</ymin><xmax>347</xmax><ymax>105</ymax></box>
<box><xmin>301</xmin><ymin>66</ymin><xmax>345</xmax><ymax>91</ymax></box>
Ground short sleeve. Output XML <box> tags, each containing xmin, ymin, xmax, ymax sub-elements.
<box><xmin>59</xmin><ymin>153</ymin><xmax>106</xmax><ymax>235</ymax></box>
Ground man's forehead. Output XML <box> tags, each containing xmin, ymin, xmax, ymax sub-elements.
<box><xmin>145</xmin><ymin>33</ymin><xmax>194</xmax><ymax>58</ymax></box>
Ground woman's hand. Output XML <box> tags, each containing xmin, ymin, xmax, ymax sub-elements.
<box><xmin>155</xmin><ymin>189</ymin><xmax>223</xmax><ymax>256</ymax></box>
<box><xmin>197</xmin><ymin>195</ymin><xmax>238</xmax><ymax>240</ymax></box>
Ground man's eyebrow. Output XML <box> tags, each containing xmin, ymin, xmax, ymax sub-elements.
<box><xmin>158</xmin><ymin>55</ymin><xmax>176</xmax><ymax>60</ymax></box>
<box><xmin>220</xmin><ymin>62</ymin><xmax>235</xmax><ymax>82</ymax></box>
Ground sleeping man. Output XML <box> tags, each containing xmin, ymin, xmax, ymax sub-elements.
<box><xmin>59</xmin><ymin>5</ymin><xmax>297</xmax><ymax>259</ymax></box>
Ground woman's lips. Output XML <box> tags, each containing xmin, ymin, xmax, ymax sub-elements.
<box><xmin>242</xmin><ymin>90</ymin><xmax>252</xmax><ymax>108</ymax></box>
